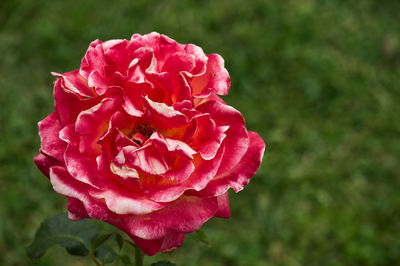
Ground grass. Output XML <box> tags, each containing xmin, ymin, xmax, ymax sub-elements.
<box><xmin>1</xmin><ymin>0</ymin><xmax>399</xmax><ymax>265</ymax></box>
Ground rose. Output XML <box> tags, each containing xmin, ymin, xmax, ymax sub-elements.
<box><xmin>34</xmin><ymin>32</ymin><xmax>265</xmax><ymax>256</ymax></box>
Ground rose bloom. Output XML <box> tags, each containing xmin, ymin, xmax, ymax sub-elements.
<box><xmin>34</xmin><ymin>32</ymin><xmax>265</xmax><ymax>255</ymax></box>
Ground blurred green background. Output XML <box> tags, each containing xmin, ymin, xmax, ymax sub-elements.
<box><xmin>1</xmin><ymin>0</ymin><xmax>399</xmax><ymax>265</ymax></box>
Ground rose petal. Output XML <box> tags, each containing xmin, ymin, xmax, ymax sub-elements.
<box><xmin>51</xmin><ymin>70</ymin><xmax>94</xmax><ymax>98</ymax></box>
<box><xmin>75</xmin><ymin>97</ymin><xmax>121</xmax><ymax>154</ymax></box>
<box><xmin>38</xmin><ymin>112</ymin><xmax>66</xmax><ymax>161</ymax></box>
<box><xmin>79</xmin><ymin>39</ymin><xmax>106</xmax><ymax>80</ymax></box>
<box><xmin>197</xmin><ymin>131</ymin><xmax>265</xmax><ymax>197</ymax></box>
<box><xmin>162</xmin><ymin>52</ymin><xmax>195</xmax><ymax>74</ymax></box>
<box><xmin>103</xmin><ymin>39</ymin><xmax>132</xmax><ymax>76</ymax></box>
<box><xmin>88</xmin><ymin>70</ymin><xmax>108</xmax><ymax>95</ymax></box>
<box><xmin>67</xmin><ymin>197</ymin><xmax>89</xmax><ymax>220</ymax></box>
<box><xmin>189</xmin><ymin>113</ymin><xmax>228</xmax><ymax>160</ymax></box>
<box><xmin>120</xmin><ymin>82</ymin><xmax>147</xmax><ymax>117</ymax></box>
<box><xmin>196</xmin><ymin>100</ymin><xmax>248</xmax><ymax>175</ymax></box>
<box><xmin>160</xmin><ymin>156</ymin><xmax>195</xmax><ymax>183</ymax></box>
<box><xmin>127</xmin><ymin>233</ymin><xmax>185</xmax><ymax>256</ymax></box>
<box><xmin>54</xmin><ymin>78</ymin><xmax>101</xmax><ymax>126</ymax></box>
<box><xmin>118</xmin><ymin>195</ymin><xmax>218</xmax><ymax>240</ymax></box>
<box><xmin>34</xmin><ymin>153</ymin><xmax>62</xmax><ymax>177</ymax></box>
<box><xmin>184</xmin><ymin>44</ymin><xmax>208</xmax><ymax>76</ymax></box>
<box><xmin>143</xmin><ymin>144</ymin><xmax>225</xmax><ymax>203</ymax></box>
<box><xmin>149</xmin><ymin>132</ymin><xmax>197</xmax><ymax>160</ymax></box>
<box><xmin>122</xmin><ymin>144</ymin><xmax>172</xmax><ymax>175</ymax></box>
<box><xmin>60</xmin><ymin>125</ymin><xmax>107</xmax><ymax>188</ymax></box>
<box><xmin>132</xmin><ymin>32</ymin><xmax>183</xmax><ymax>66</ymax></box>
<box><xmin>191</xmin><ymin>53</ymin><xmax>230</xmax><ymax>97</ymax></box>
<box><xmin>89</xmin><ymin>189</ymin><xmax>166</xmax><ymax>215</ymax></box>
<box><xmin>215</xmin><ymin>192</ymin><xmax>231</xmax><ymax>218</ymax></box>
<box><xmin>49</xmin><ymin>166</ymin><xmax>111</xmax><ymax>220</ymax></box>
<box><xmin>143</xmin><ymin>96</ymin><xmax>188</xmax><ymax>129</ymax></box>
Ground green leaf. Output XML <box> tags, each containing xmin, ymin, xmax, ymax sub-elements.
<box><xmin>119</xmin><ymin>255</ymin><xmax>134</xmax><ymax>265</ymax></box>
<box><xmin>26</xmin><ymin>213</ymin><xmax>98</xmax><ymax>258</ymax></box>
<box><xmin>150</xmin><ymin>261</ymin><xmax>178</xmax><ymax>266</ymax></box>
<box><xmin>115</xmin><ymin>233</ymin><xmax>124</xmax><ymax>250</ymax></box>
<box><xmin>92</xmin><ymin>233</ymin><xmax>114</xmax><ymax>251</ymax></box>
<box><xmin>94</xmin><ymin>245</ymin><xmax>120</xmax><ymax>264</ymax></box>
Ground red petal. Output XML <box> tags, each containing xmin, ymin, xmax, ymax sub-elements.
<box><xmin>122</xmin><ymin>143</ymin><xmax>172</xmax><ymax>175</ymax></box>
<box><xmin>54</xmin><ymin>78</ymin><xmax>100</xmax><ymax>126</ymax></box>
<box><xmin>121</xmin><ymin>82</ymin><xmax>147</xmax><ymax>117</ymax></box>
<box><xmin>159</xmin><ymin>233</ymin><xmax>185</xmax><ymax>253</ymax></box>
<box><xmin>198</xmin><ymin>131</ymin><xmax>265</xmax><ymax>197</ymax></box>
<box><xmin>161</xmin><ymin>156</ymin><xmax>195</xmax><ymax>183</ymax></box>
<box><xmin>189</xmin><ymin>113</ymin><xmax>228</xmax><ymax>160</ymax></box>
<box><xmin>75</xmin><ymin>97</ymin><xmax>121</xmax><ymax>154</ymax></box>
<box><xmin>38</xmin><ymin>112</ymin><xmax>66</xmax><ymax>161</ymax></box>
<box><xmin>196</xmin><ymin>100</ymin><xmax>248</xmax><ymax>175</ymax></box>
<box><xmin>143</xmin><ymin>96</ymin><xmax>188</xmax><ymax>129</ymax></box>
<box><xmin>89</xmin><ymin>189</ymin><xmax>166</xmax><ymax>215</ymax></box>
<box><xmin>60</xmin><ymin>125</ymin><xmax>107</xmax><ymax>188</ymax></box>
<box><xmin>88</xmin><ymin>70</ymin><xmax>108</xmax><ymax>95</ymax></box>
<box><xmin>191</xmin><ymin>53</ymin><xmax>230</xmax><ymax>97</ymax></box>
<box><xmin>143</xmin><ymin>145</ymin><xmax>224</xmax><ymax>203</ymax></box>
<box><xmin>161</xmin><ymin>52</ymin><xmax>195</xmax><ymax>74</ymax></box>
<box><xmin>103</xmin><ymin>39</ymin><xmax>131</xmax><ymax>76</ymax></box>
<box><xmin>215</xmin><ymin>192</ymin><xmax>231</xmax><ymax>218</ymax></box>
<box><xmin>183</xmin><ymin>44</ymin><xmax>207</xmax><ymax>76</ymax></box>
<box><xmin>117</xmin><ymin>195</ymin><xmax>218</xmax><ymax>240</ymax></box>
<box><xmin>67</xmin><ymin>197</ymin><xmax>89</xmax><ymax>220</ymax></box>
<box><xmin>131</xmin><ymin>33</ymin><xmax>183</xmax><ymax>65</ymax></box>
<box><xmin>49</xmin><ymin>166</ymin><xmax>112</xmax><ymax>220</ymax></box>
<box><xmin>149</xmin><ymin>132</ymin><xmax>196</xmax><ymax>160</ymax></box>
<box><xmin>51</xmin><ymin>70</ymin><xmax>94</xmax><ymax>98</ymax></box>
<box><xmin>127</xmin><ymin>233</ymin><xmax>185</xmax><ymax>256</ymax></box>
<box><xmin>79</xmin><ymin>39</ymin><xmax>106</xmax><ymax>79</ymax></box>
<box><xmin>34</xmin><ymin>153</ymin><xmax>62</xmax><ymax>177</ymax></box>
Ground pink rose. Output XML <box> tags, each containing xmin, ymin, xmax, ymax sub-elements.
<box><xmin>34</xmin><ymin>32</ymin><xmax>265</xmax><ymax>255</ymax></box>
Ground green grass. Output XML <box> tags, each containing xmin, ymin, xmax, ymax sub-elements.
<box><xmin>1</xmin><ymin>0</ymin><xmax>399</xmax><ymax>265</ymax></box>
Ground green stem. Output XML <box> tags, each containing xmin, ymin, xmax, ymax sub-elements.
<box><xmin>90</xmin><ymin>252</ymin><xmax>104</xmax><ymax>266</ymax></box>
<box><xmin>135</xmin><ymin>246</ymin><xmax>144</xmax><ymax>266</ymax></box>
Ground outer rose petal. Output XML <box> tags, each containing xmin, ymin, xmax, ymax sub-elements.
<box><xmin>34</xmin><ymin>153</ymin><xmax>61</xmax><ymax>177</ymax></box>
<box><xmin>51</xmin><ymin>70</ymin><xmax>94</xmax><ymax>98</ymax></box>
<box><xmin>49</xmin><ymin>166</ymin><xmax>112</xmax><ymax>220</ymax></box>
<box><xmin>215</xmin><ymin>191</ymin><xmax>231</xmax><ymax>218</ymax></box>
<box><xmin>60</xmin><ymin>125</ymin><xmax>108</xmax><ymax>188</ymax></box>
<box><xmin>67</xmin><ymin>197</ymin><xmax>89</xmax><ymax>221</ymax></box>
<box><xmin>89</xmin><ymin>189</ymin><xmax>166</xmax><ymax>215</ymax></box>
<box><xmin>38</xmin><ymin>112</ymin><xmax>67</xmax><ymax>161</ymax></box>
<box><xmin>79</xmin><ymin>39</ymin><xmax>106</xmax><ymax>80</ymax></box>
<box><xmin>53</xmin><ymin>78</ymin><xmax>100</xmax><ymax>126</ymax></box>
<box><xmin>196</xmin><ymin>131</ymin><xmax>265</xmax><ymax>197</ymax></box>
<box><xmin>116</xmin><ymin>196</ymin><xmax>218</xmax><ymax>240</ymax></box>
<box><xmin>162</xmin><ymin>52</ymin><xmax>195</xmax><ymax>74</ymax></box>
<box><xmin>191</xmin><ymin>54</ymin><xmax>230</xmax><ymax>97</ymax></box>
<box><xmin>131</xmin><ymin>32</ymin><xmax>182</xmax><ymax>65</ymax></box>
<box><xmin>183</xmin><ymin>44</ymin><xmax>207</xmax><ymax>76</ymax></box>
<box><xmin>196</xmin><ymin>100</ymin><xmax>248</xmax><ymax>175</ymax></box>
<box><xmin>128</xmin><ymin>233</ymin><xmax>185</xmax><ymax>256</ymax></box>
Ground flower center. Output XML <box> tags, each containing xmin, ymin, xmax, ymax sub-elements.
<box><xmin>127</xmin><ymin>124</ymin><xmax>157</xmax><ymax>145</ymax></box>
